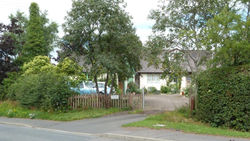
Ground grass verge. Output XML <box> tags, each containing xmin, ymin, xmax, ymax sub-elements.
<box><xmin>123</xmin><ymin>107</ymin><xmax>250</xmax><ymax>138</ymax></box>
<box><xmin>0</xmin><ymin>101</ymin><xmax>126</xmax><ymax>121</ymax></box>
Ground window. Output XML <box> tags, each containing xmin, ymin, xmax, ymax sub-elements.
<box><xmin>186</xmin><ymin>77</ymin><xmax>192</xmax><ymax>85</ymax></box>
<box><xmin>147</xmin><ymin>74</ymin><xmax>160</xmax><ymax>83</ymax></box>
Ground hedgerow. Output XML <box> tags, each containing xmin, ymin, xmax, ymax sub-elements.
<box><xmin>196</xmin><ymin>65</ymin><xmax>250</xmax><ymax>131</ymax></box>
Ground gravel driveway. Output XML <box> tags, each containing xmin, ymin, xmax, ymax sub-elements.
<box><xmin>144</xmin><ymin>94</ymin><xmax>189</xmax><ymax>111</ymax></box>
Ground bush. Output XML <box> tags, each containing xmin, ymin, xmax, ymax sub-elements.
<box><xmin>183</xmin><ymin>86</ymin><xmax>193</xmax><ymax>97</ymax></box>
<box><xmin>196</xmin><ymin>65</ymin><xmax>250</xmax><ymax>131</ymax></box>
<box><xmin>148</xmin><ymin>87</ymin><xmax>160</xmax><ymax>94</ymax></box>
<box><xmin>8</xmin><ymin>72</ymin><xmax>74</xmax><ymax>111</ymax></box>
<box><xmin>169</xmin><ymin>84</ymin><xmax>180</xmax><ymax>94</ymax></box>
<box><xmin>0</xmin><ymin>72</ymin><xmax>19</xmax><ymax>100</ymax></box>
<box><xmin>160</xmin><ymin>86</ymin><xmax>170</xmax><ymax>94</ymax></box>
<box><xmin>127</xmin><ymin>82</ymin><xmax>140</xmax><ymax>94</ymax></box>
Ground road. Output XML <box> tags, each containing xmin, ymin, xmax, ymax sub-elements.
<box><xmin>1</xmin><ymin>114</ymin><xmax>249</xmax><ymax>141</ymax></box>
<box><xmin>0</xmin><ymin>124</ymin><xmax>119</xmax><ymax>141</ymax></box>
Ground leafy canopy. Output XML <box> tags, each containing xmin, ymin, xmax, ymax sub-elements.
<box><xmin>0</xmin><ymin>18</ymin><xmax>23</xmax><ymax>83</ymax></box>
<box><xmin>62</xmin><ymin>0</ymin><xmax>142</xmax><ymax>94</ymax></box>
<box><xmin>22</xmin><ymin>56</ymin><xmax>85</xmax><ymax>86</ymax></box>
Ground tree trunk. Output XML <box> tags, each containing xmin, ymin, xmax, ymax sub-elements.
<box><xmin>94</xmin><ymin>75</ymin><xmax>99</xmax><ymax>94</ymax></box>
<box><xmin>104</xmin><ymin>72</ymin><xmax>109</xmax><ymax>95</ymax></box>
<box><xmin>110</xmin><ymin>74</ymin><xmax>116</xmax><ymax>94</ymax></box>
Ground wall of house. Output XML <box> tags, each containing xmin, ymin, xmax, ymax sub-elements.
<box><xmin>139</xmin><ymin>74</ymin><xmax>166</xmax><ymax>90</ymax></box>
<box><xmin>180</xmin><ymin>76</ymin><xmax>191</xmax><ymax>94</ymax></box>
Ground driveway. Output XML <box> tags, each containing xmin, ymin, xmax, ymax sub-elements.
<box><xmin>144</xmin><ymin>94</ymin><xmax>189</xmax><ymax>111</ymax></box>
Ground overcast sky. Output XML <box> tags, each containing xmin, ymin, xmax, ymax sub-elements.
<box><xmin>0</xmin><ymin>0</ymin><xmax>159</xmax><ymax>43</ymax></box>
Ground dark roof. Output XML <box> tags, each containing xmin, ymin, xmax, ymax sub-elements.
<box><xmin>137</xmin><ymin>50</ymin><xmax>210</xmax><ymax>74</ymax></box>
<box><xmin>137</xmin><ymin>59</ymin><xmax>164</xmax><ymax>73</ymax></box>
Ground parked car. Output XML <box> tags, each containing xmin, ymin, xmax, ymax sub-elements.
<box><xmin>72</xmin><ymin>81</ymin><xmax>111</xmax><ymax>94</ymax></box>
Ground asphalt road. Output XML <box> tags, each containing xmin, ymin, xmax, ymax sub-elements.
<box><xmin>0</xmin><ymin>124</ymin><xmax>119</xmax><ymax>141</ymax></box>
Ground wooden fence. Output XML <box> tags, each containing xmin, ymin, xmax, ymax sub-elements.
<box><xmin>68</xmin><ymin>94</ymin><xmax>142</xmax><ymax>110</ymax></box>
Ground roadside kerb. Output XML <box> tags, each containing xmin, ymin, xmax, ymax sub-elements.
<box><xmin>99</xmin><ymin>133</ymin><xmax>175</xmax><ymax>141</ymax></box>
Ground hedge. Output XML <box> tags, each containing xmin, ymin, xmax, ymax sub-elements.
<box><xmin>8</xmin><ymin>72</ymin><xmax>75</xmax><ymax>111</ymax></box>
<box><xmin>196</xmin><ymin>65</ymin><xmax>250</xmax><ymax>131</ymax></box>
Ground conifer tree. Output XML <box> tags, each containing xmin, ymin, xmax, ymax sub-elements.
<box><xmin>20</xmin><ymin>2</ymin><xmax>47</xmax><ymax>63</ymax></box>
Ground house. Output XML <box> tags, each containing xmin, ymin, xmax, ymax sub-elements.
<box><xmin>134</xmin><ymin>59</ymin><xmax>166</xmax><ymax>90</ymax></box>
<box><xmin>130</xmin><ymin>50</ymin><xmax>209</xmax><ymax>93</ymax></box>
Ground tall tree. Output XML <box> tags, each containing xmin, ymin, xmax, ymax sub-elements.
<box><xmin>9</xmin><ymin>11</ymin><xmax>58</xmax><ymax>59</ymax></box>
<box><xmin>18</xmin><ymin>3</ymin><xmax>58</xmax><ymax>64</ymax></box>
<box><xmin>204</xmin><ymin>2</ymin><xmax>250</xmax><ymax>66</ymax></box>
<box><xmin>0</xmin><ymin>18</ymin><xmax>23</xmax><ymax>83</ymax></box>
<box><xmin>147</xmin><ymin>0</ymin><xmax>229</xmax><ymax>77</ymax></box>
<box><xmin>61</xmin><ymin>0</ymin><xmax>142</xmax><ymax>94</ymax></box>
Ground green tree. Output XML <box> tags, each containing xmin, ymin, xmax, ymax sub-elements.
<box><xmin>22</xmin><ymin>56</ymin><xmax>85</xmax><ymax>86</ymax></box>
<box><xmin>204</xmin><ymin>3</ymin><xmax>250</xmax><ymax>66</ymax></box>
<box><xmin>22</xmin><ymin>56</ymin><xmax>55</xmax><ymax>75</ymax></box>
<box><xmin>147</xmin><ymin>0</ymin><xmax>230</xmax><ymax>79</ymax></box>
<box><xmin>61</xmin><ymin>0</ymin><xmax>142</xmax><ymax>94</ymax></box>
<box><xmin>17</xmin><ymin>3</ymin><xmax>58</xmax><ymax>64</ymax></box>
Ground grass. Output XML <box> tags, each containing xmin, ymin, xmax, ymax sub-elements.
<box><xmin>123</xmin><ymin>107</ymin><xmax>250</xmax><ymax>138</ymax></box>
<box><xmin>0</xmin><ymin>101</ymin><xmax>125</xmax><ymax>121</ymax></box>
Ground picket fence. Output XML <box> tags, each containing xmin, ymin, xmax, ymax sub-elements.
<box><xmin>68</xmin><ymin>94</ymin><xmax>142</xmax><ymax>110</ymax></box>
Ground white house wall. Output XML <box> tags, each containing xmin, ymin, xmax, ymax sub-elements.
<box><xmin>180</xmin><ymin>76</ymin><xmax>187</xmax><ymax>92</ymax></box>
<box><xmin>139</xmin><ymin>74</ymin><xmax>166</xmax><ymax>90</ymax></box>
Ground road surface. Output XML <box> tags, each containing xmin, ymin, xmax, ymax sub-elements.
<box><xmin>0</xmin><ymin>124</ymin><xmax>119</xmax><ymax>141</ymax></box>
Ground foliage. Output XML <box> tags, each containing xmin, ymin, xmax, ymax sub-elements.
<box><xmin>16</xmin><ymin>3</ymin><xmax>58</xmax><ymax>64</ymax></box>
<box><xmin>196</xmin><ymin>65</ymin><xmax>250</xmax><ymax>131</ymax></box>
<box><xmin>204</xmin><ymin>5</ymin><xmax>250</xmax><ymax>67</ymax></box>
<box><xmin>146</xmin><ymin>0</ymin><xmax>229</xmax><ymax>81</ymax></box>
<box><xmin>22</xmin><ymin>56</ymin><xmax>55</xmax><ymax>75</ymax></box>
<box><xmin>169</xmin><ymin>84</ymin><xmax>180</xmax><ymax>94</ymax></box>
<box><xmin>22</xmin><ymin>56</ymin><xmax>85</xmax><ymax>86</ymax></box>
<box><xmin>0</xmin><ymin>18</ymin><xmax>23</xmax><ymax>83</ymax></box>
<box><xmin>8</xmin><ymin>72</ymin><xmax>74</xmax><ymax>111</ymax></box>
<box><xmin>126</xmin><ymin>82</ymin><xmax>140</xmax><ymax>94</ymax></box>
<box><xmin>148</xmin><ymin>87</ymin><xmax>160</xmax><ymax>94</ymax></box>
<box><xmin>183</xmin><ymin>86</ymin><xmax>192</xmax><ymax>97</ymax></box>
<box><xmin>0</xmin><ymin>72</ymin><xmax>19</xmax><ymax>100</ymax></box>
<box><xmin>0</xmin><ymin>101</ymin><xmax>125</xmax><ymax>121</ymax></box>
<box><xmin>123</xmin><ymin>107</ymin><xmax>250</xmax><ymax>138</ymax></box>
<box><xmin>61</xmin><ymin>0</ymin><xmax>142</xmax><ymax>94</ymax></box>
<box><xmin>56</xmin><ymin>57</ymin><xmax>86</xmax><ymax>86</ymax></box>
<box><xmin>160</xmin><ymin>86</ymin><xmax>170</xmax><ymax>94</ymax></box>
<box><xmin>19</xmin><ymin>3</ymin><xmax>47</xmax><ymax>63</ymax></box>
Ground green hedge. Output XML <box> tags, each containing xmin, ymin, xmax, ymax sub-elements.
<box><xmin>160</xmin><ymin>86</ymin><xmax>170</xmax><ymax>94</ymax></box>
<box><xmin>196</xmin><ymin>65</ymin><xmax>250</xmax><ymax>131</ymax></box>
<box><xmin>8</xmin><ymin>72</ymin><xmax>75</xmax><ymax>111</ymax></box>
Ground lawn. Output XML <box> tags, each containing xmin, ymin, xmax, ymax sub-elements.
<box><xmin>0</xmin><ymin>101</ymin><xmax>126</xmax><ymax>121</ymax></box>
<box><xmin>123</xmin><ymin>107</ymin><xmax>250</xmax><ymax>138</ymax></box>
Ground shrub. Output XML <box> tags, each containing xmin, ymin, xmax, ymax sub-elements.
<box><xmin>8</xmin><ymin>72</ymin><xmax>74</xmax><ymax>111</ymax></box>
<box><xmin>160</xmin><ymin>86</ymin><xmax>170</xmax><ymax>94</ymax></box>
<box><xmin>169</xmin><ymin>84</ymin><xmax>180</xmax><ymax>94</ymax></box>
<box><xmin>196</xmin><ymin>65</ymin><xmax>250</xmax><ymax>131</ymax></box>
<box><xmin>127</xmin><ymin>82</ymin><xmax>140</xmax><ymax>94</ymax></box>
<box><xmin>0</xmin><ymin>72</ymin><xmax>19</xmax><ymax>100</ymax></box>
<box><xmin>148</xmin><ymin>87</ymin><xmax>160</xmax><ymax>94</ymax></box>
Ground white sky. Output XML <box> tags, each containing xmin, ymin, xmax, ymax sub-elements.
<box><xmin>0</xmin><ymin>0</ymin><xmax>159</xmax><ymax>43</ymax></box>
